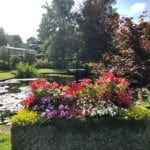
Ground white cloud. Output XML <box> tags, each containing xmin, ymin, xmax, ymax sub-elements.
<box><xmin>131</xmin><ymin>3</ymin><xmax>146</xmax><ymax>14</ymax></box>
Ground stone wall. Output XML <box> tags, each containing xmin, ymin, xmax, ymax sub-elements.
<box><xmin>11</xmin><ymin>119</ymin><xmax>150</xmax><ymax>150</ymax></box>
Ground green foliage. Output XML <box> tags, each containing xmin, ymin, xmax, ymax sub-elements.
<box><xmin>11</xmin><ymin>120</ymin><xmax>150</xmax><ymax>150</ymax></box>
<box><xmin>0</xmin><ymin>27</ymin><xmax>8</xmax><ymax>46</ymax></box>
<box><xmin>0</xmin><ymin>47</ymin><xmax>11</xmax><ymax>70</ymax></box>
<box><xmin>10</xmin><ymin>55</ymin><xmax>22</xmax><ymax>68</ymax></box>
<box><xmin>0</xmin><ymin>133</ymin><xmax>11</xmax><ymax>150</ymax></box>
<box><xmin>38</xmin><ymin>0</ymin><xmax>80</xmax><ymax>68</ymax></box>
<box><xmin>11</xmin><ymin>109</ymin><xmax>42</xmax><ymax>126</ymax></box>
<box><xmin>79</xmin><ymin>0</ymin><xmax>116</xmax><ymax>61</ymax></box>
<box><xmin>36</xmin><ymin>58</ymin><xmax>51</xmax><ymax>68</ymax></box>
<box><xmin>8</xmin><ymin>35</ymin><xmax>23</xmax><ymax>48</ymax></box>
<box><xmin>123</xmin><ymin>105</ymin><xmax>150</xmax><ymax>120</ymax></box>
<box><xmin>26</xmin><ymin>37</ymin><xmax>40</xmax><ymax>51</ymax></box>
<box><xmin>16</xmin><ymin>62</ymin><xmax>37</xmax><ymax>78</ymax></box>
<box><xmin>22</xmin><ymin>51</ymin><xmax>36</xmax><ymax>65</ymax></box>
<box><xmin>142</xmin><ymin>88</ymin><xmax>150</xmax><ymax>107</ymax></box>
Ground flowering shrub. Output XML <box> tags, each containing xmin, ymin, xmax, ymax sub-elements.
<box><xmin>14</xmin><ymin>71</ymin><xmax>139</xmax><ymax>121</ymax></box>
<box><xmin>11</xmin><ymin>109</ymin><xmax>42</xmax><ymax>126</ymax></box>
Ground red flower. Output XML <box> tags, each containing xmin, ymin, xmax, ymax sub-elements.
<box><xmin>62</xmin><ymin>82</ymin><xmax>84</xmax><ymax>98</ymax></box>
<box><xmin>29</xmin><ymin>79</ymin><xmax>51</xmax><ymax>90</ymax></box>
<box><xmin>103</xmin><ymin>71</ymin><xmax>115</xmax><ymax>83</ymax></box>
<box><xmin>115</xmin><ymin>92</ymin><xmax>132</xmax><ymax>108</ymax></box>
<box><xmin>29</xmin><ymin>79</ymin><xmax>59</xmax><ymax>90</ymax></box>
<box><xmin>80</xmin><ymin>78</ymin><xmax>91</xmax><ymax>86</ymax></box>
<box><xmin>115</xmin><ymin>78</ymin><xmax>129</xmax><ymax>88</ymax></box>
<box><xmin>21</xmin><ymin>94</ymin><xmax>35</xmax><ymax>108</ymax></box>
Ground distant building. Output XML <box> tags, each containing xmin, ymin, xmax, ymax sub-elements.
<box><xmin>5</xmin><ymin>45</ymin><xmax>35</xmax><ymax>56</ymax></box>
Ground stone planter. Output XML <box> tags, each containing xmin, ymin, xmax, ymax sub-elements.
<box><xmin>11</xmin><ymin>119</ymin><xmax>150</xmax><ymax>150</ymax></box>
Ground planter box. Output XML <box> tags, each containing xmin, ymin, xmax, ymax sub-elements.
<box><xmin>11</xmin><ymin>119</ymin><xmax>150</xmax><ymax>150</ymax></box>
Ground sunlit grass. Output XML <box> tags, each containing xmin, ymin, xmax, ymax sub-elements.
<box><xmin>0</xmin><ymin>132</ymin><xmax>11</xmax><ymax>150</ymax></box>
<box><xmin>37</xmin><ymin>68</ymin><xmax>66</xmax><ymax>74</ymax></box>
<box><xmin>0</xmin><ymin>71</ymin><xmax>15</xmax><ymax>81</ymax></box>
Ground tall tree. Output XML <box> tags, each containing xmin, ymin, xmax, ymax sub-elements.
<box><xmin>8</xmin><ymin>35</ymin><xmax>23</xmax><ymax>47</ymax></box>
<box><xmin>79</xmin><ymin>0</ymin><xmax>116</xmax><ymax>61</ymax></box>
<box><xmin>0</xmin><ymin>27</ymin><xmax>8</xmax><ymax>46</ymax></box>
<box><xmin>38</xmin><ymin>0</ymin><xmax>80</xmax><ymax>68</ymax></box>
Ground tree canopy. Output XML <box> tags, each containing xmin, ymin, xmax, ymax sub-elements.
<box><xmin>79</xmin><ymin>0</ymin><xmax>116</xmax><ymax>61</ymax></box>
<box><xmin>38</xmin><ymin>0</ymin><xmax>80</xmax><ymax>68</ymax></box>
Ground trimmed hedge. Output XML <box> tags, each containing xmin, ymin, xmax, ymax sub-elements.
<box><xmin>11</xmin><ymin>119</ymin><xmax>150</xmax><ymax>150</ymax></box>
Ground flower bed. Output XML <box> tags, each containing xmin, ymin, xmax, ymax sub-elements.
<box><xmin>11</xmin><ymin>72</ymin><xmax>150</xmax><ymax>150</ymax></box>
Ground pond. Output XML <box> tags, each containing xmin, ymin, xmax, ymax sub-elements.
<box><xmin>0</xmin><ymin>79</ymin><xmax>35</xmax><ymax>112</ymax></box>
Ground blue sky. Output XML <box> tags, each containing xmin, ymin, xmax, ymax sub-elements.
<box><xmin>116</xmin><ymin>0</ymin><xmax>150</xmax><ymax>17</ymax></box>
<box><xmin>0</xmin><ymin>0</ymin><xmax>149</xmax><ymax>42</ymax></box>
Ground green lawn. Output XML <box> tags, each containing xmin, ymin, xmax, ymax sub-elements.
<box><xmin>0</xmin><ymin>68</ymin><xmax>66</xmax><ymax>81</ymax></box>
<box><xmin>0</xmin><ymin>132</ymin><xmax>11</xmax><ymax>150</ymax></box>
<box><xmin>37</xmin><ymin>68</ymin><xmax>66</xmax><ymax>74</ymax></box>
<box><xmin>0</xmin><ymin>71</ymin><xmax>15</xmax><ymax>81</ymax></box>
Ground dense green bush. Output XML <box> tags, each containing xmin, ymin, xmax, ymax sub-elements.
<box><xmin>15</xmin><ymin>62</ymin><xmax>37</xmax><ymax>78</ymax></box>
<box><xmin>11</xmin><ymin>119</ymin><xmax>150</xmax><ymax>150</ymax></box>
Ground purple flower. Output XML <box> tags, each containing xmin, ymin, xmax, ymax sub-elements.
<box><xmin>59</xmin><ymin>110</ymin><xmax>66</xmax><ymax>118</ymax></box>
<box><xmin>39</xmin><ymin>105</ymin><xmax>45</xmax><ymax>110</ymax></box>
<box><xmin>45</xmin><ymin>109</ymin><xmax>50</xmax><ymax>113</ymax></box>
<box><xmin>47</xmin><ymin>111</ymin><xmax>53</xmax><ymax>118</ymax></box>
<box><xmin>47</xmin><ymin>104</ymin><xmax>54</xmax><ymax>110</ymax></box>
<box><xmin>41</xmin><ymin>97</ymin><xmax>49</xmax><ymax>104</ymax></box>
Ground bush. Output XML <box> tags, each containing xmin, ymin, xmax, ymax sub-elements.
<box><xmin>123</xmin><ymin>104</ymin><xmax>150</xmax><ymax>120</ymax></box>
<box><xmin>35</xmin><ymin>59</ymin><xmax>51</xmax><ymax>68</ymax></box>
<box><xmin>11</xmin><ymin>119</ymin><xmax>150</xmax><ymax>150</ymax></box>
<box><xmin>15</xmin><ymin>62</ymin><xmax>37</xmax><ymax>78</ymax></box>
<box><xmin>23</xmin><ymin>51</ymin><xmax>36</xmax><ymax>65</ymax></box>
<box><xmin>11</xmin><ymin>109</ymin><xmax>42</xmax><ymax>126</ymax></box>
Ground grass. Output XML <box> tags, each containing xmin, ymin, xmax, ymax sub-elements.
<box><xmin>0</xmin><ymin>68</ymin><xmax>66</xmax><ymax>81</ymax></box>
<box><xmin>0</xmin><ymin>132</ymin><xmax>11</xmax><ymax>150</ymax></box>
<box><xmin>37</xmin><ymin>68</ymin><xmax>66</xmax><ymax>74</ymax></box>
<box><xmin>0</xmin><ymin>71</ymin><xmax>15</xmax><ymax>81</ymax></box>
